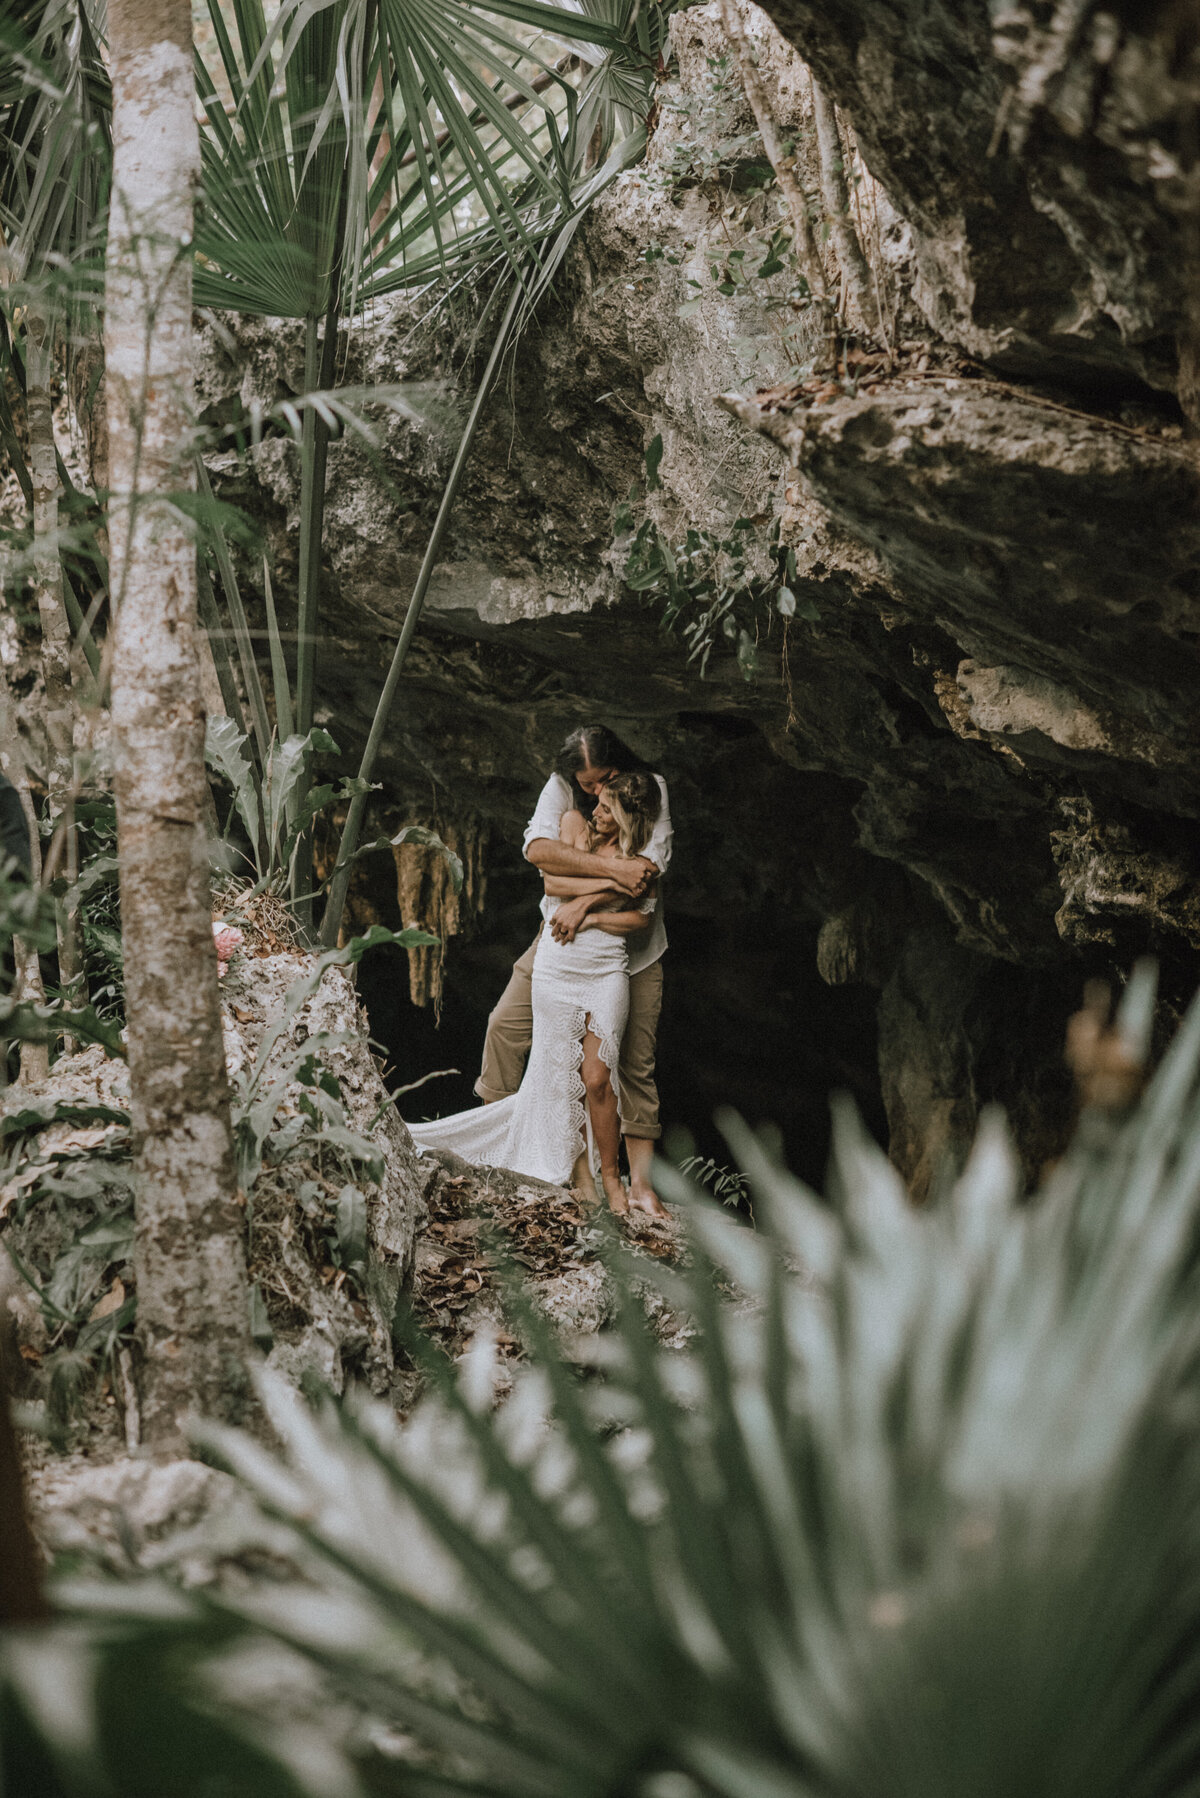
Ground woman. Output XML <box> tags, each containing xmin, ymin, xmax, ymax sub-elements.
<box><xmin>408</xmin><ymin>773</ymin><xmax>661</xmax><ymax>1213</ymax></box>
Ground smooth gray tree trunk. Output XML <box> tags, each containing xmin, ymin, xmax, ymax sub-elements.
<box><xmin>26</xmin><ymin>314</ymin><xmax>85</xmax><ymax>1031</ymax></box>
<box><xmin>105</xmin><ymin>0</ymin><xmax>254</xmax><ymax>1450</ymax></box>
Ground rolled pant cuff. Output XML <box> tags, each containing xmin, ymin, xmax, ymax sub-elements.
<box><xmin>473</xmin><ymin>1078</ymin><xmax>513</xmax><ymax>1104</ymax></box>
<box><xmin>621</xmin><ymin>1124</ymin><xmax>662</xmax><ymax>1141</ymax></box>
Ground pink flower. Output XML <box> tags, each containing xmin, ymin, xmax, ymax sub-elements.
<box><xmin>212</xmin><ymin>921</ymin><xmax>245</xmax><ymax>976</ymax></box>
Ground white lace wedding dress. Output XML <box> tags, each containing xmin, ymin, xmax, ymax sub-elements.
<box><xmin>408</xmin><ymin>902</ymin><xmax>637</xmax><ymax>1185</ymax></box>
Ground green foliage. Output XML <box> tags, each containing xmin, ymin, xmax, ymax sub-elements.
<box><xmin>0</xmin><ymin>853</ymin><xmax>127</xmax><ymax>1061</ymax></box>
<box><xmin>0</xmin><ymin>0</ymin><xmax>110</xmax><ymax>633</ymax></box>
<box><xmin>1</xmin><ymin>1098</ymin><xmax>136</xmax><ymax>1435</ymax></box>
<box><xmin>205</xmin><ymin>717</ymin><xmax>347</xmax><ymax>895</ymax></box>
<box><xmin>341</xmin><ymin>822</ymin><xmax>465</xmax><ymax>895</ymax></box>
<box><xmin>229</xmin><ymin>923</ymin><xmax>437</xmax><ymax>1199</ymax></box>
<box><xmin>677</xmin><ymin>1153</ymin><xmax>750</xmax><ymax>1212</ymax></box>
<box><xmin>0</xmin><ymin>857</ymin><xmax>58</xmax><ymax>956</ymax></box>
<box><xmin>60</xmin><ymin>799</ymin><xmax>123</xmax><ymax>1022</ymax></box>
<box><xmin>16</xmin><ymin>968</ymin><xmax>1200</xmax><ymax>1797</ymax></box>
<box><xmin>0</xmin><ymin>995</ymin><xmax>126</xmax><ymax>1060</ymax></box>
<box><xmin>0</xmin><ymin>0</ymin><xmax>110</xmax><ymax>313</ymax></box>
<box><xmin>657</xmin><ymin>53</ymin><xmax>765</xmax><ymax>191</ymax></box>
<box><xmin>0</xmin><ymin>1099</ymin><xmax>127</xmax><ymax>1140</ymax></box>
<box><xmin>617</xmin><ymin>493</ymin><xmax>816</xmax><ymax>679</ymax></box>
<box><xmin>192</xmin><ymin>0</ymin><xmax>667</xmax><ymax>314</ymax></box>
<box><xmin>634</xmin><ymin>54</ymin><xmax>828</xmax><ymax>383</ymax></box>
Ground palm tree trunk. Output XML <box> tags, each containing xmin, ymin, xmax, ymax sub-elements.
<box><xmin>105</xmin><ymin>0</ymin><xmax>254</xmax><ymax>1450</ymax></box>
<box><xmin>292</xmin><ymin>140</ymin><xmax>351</xmax><ymax>935</ymax></box>
<box><xmin>0</xmin><ymin>649</ymin><xmax>50</xmax><ymax>1086</ymax></box>
<box><xmin>25</xmin><ymin>314</ymin><xmax>85</xmax><ymax>1035</ymax></box>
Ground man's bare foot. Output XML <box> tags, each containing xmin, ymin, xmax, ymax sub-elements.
<box><xmin>628</xmin><ymin>1179</ymin><xmax>668</xmax><ymax>1219</ymax></box>
<box><xmin>601</xmin><ymin>1168</ymin><xmax>629</xmax><ymax>1215</ymax></box>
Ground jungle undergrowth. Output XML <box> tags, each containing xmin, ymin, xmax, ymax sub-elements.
<box><xmin>0</xmin><ymin>922</ymin><xmax>430</xmax><ymax>1436</ymax></box>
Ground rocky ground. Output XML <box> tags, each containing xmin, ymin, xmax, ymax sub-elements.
<box><xmin>2</xmin><ymin>907</ymin><xmax>683</xmax><ymax>1575</ymax></box>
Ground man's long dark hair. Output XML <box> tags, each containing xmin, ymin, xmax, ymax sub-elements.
<box><xmin>555</xmin><ymin>725</ymin><xmax>648</xmax><ymax>817</ymax></box>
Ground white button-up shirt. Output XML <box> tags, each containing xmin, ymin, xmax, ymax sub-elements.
<box><xmin>522</xmin><ymin>771</ymin><xmax>672</xmax><ymax>975</ymax></box>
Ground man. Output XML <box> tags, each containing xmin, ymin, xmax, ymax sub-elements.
<box><xmin>475</xmin><ymin>725</ymin><xmax>672</xmax><ymax>1214</ymax></box>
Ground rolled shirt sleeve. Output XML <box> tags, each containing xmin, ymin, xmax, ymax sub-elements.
<box><xmin>522</xmin><ymin>772</ymin><xmax>573</xmax><ymax>861</ymax></box>
<box><xmin>643</xmin><ymin>776</ymin><xmax>672</xmax><ymax>875</ymax></box>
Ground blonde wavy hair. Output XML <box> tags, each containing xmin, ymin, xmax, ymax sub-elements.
<box><xmin>587</xmin><ymin>770</ymin><xmax>661</xmax><ymax>858</ymax></box>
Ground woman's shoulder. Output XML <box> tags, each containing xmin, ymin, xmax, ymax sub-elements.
<box><xmin>559</xmin><ymin>808</ymin><xmax>589</xmax><ymax>847</ymax></box>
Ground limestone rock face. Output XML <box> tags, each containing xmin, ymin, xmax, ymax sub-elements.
<box><xmin>753</xmin><ymin>0</ymin><xmax>1194</xmax><ymax>394</ymax></box>
<box><xmin>219</xmin><ymin>949</ymin><xmax>424</xmax><ymax>1396</ymax></box>
<box><xmin>197</xmin><ymin>3</ymin><xmax>1200</xmax><ymax>1193</ymax></box>
<box><xmin>1</xmin><ymin>946</ymin><xmax>425</xmax><ymax>1441</ymax></box>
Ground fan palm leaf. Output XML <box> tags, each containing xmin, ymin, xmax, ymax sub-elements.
<box><xmin>193</xmin><ymin>0</ymin><xmax>632</xmax><ymax>318</ymax></box>
<box><xmin>165</xmin><ymin>964</ymin><xmax>1200</xmax><ymax>1798</ymax></box>
<box><xmin>0</xmin><ymin>0</ymin><xmax>109</xmax><ymax>298</ymax></box>
<box><xmin>17</xmin><ymin>971</ymin><xmax>1200</xmax><ymax>1794</ymax></box>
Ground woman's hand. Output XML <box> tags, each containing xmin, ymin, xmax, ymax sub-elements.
<box><xmin>550</xmin><ymin>895</ymin><xmax>597</xmax><ymax>943</ymax></box>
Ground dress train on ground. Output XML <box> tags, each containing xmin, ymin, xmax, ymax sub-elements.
<box><xmin>408</xmin><ymin>922</ymin><xmax>630</xmax><ymax>1187</ymax></box>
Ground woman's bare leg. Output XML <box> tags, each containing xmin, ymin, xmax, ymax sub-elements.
<box><xmin>581</xmin><ymin>1026</ymin><xmax>626</xmax><ymax>1213</ymax></box>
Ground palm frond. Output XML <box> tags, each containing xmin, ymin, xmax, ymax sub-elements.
<box><xmin>194</xmin><ymin>0</ymin><xmax>671</xmax><ymax>313</ymax></box>
<box><xmin>75</xmin><ymin>967</ymin><xmax>1187</xmax><ymax>1798</ymax></box>
<box><xmin>19</xmin><ymin>972</ymin><xmax>1200</xmax><ymax>1794</ymax></box>
<box><xmin>0</xmin><ymin>0</ymin><xmax>110</xmax><ymax>312</ymax></box>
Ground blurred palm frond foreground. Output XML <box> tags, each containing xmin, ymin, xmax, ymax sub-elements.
<box><xmin>5</xmin><ymin>964</ymin><xmax>1200</xmax><ymax>1798</ymax></box>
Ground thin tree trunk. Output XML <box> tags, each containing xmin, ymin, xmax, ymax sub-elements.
<box><xmin>292</xmin><ymin>207</ymin><xmax>349</xmax><ymax>934</ymax></box>
<box><xmin>105</xmin><ymin>0</ymin><xmax>254</xmax><ymax>1451</ymax></box>
<box><xmin>25</xmin><ymin>321</ymin><xmax>73</xmax><ymax>778</ymax></box>
<box><xmin>0</xmin><ymin>652</ymin><xmax>50</xmax><ymax>1087</ymax></box>
<box><xmin>0</xmin><ymin>1281</ymin><xmax>45</xmax><ymax>1623</ymax></box>
<box><xmin>809</xmin><ymin>75</ymin><xmax>880</xmax><ymax>338</ymax></box>
<box><xmin>320</xmin><ymin>280</ymin><xmax>524</xmax><ymax>949</ymax></box>
<box><xmin>25</xmin><ymin>315</ymin><xmax>85</xmax><ymax>1036</ymax></box>
<box><xmin>12</xmin><ymin>787</ymin><xmax>48</xmax><ymax>1089</ymax></box>
<box><xmin>717</xmin><ymin>0</ymin><xmax>827</xmax><ymax>303</ymax></box>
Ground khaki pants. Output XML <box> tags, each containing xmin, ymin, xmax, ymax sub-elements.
<box><xmin>475</xmin><ymin>935</ymin><xmax>664</xmax><ymax>1139</ymax></box>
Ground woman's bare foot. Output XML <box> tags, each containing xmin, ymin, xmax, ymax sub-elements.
<box><xmin>628</xmin><ymin>1177</ymin><xmax>668</xmax><ymax>1219</ymax></box>
<box><xmin>601</xmin><ymin>1168</ymin><xmax>629</xmax><ymax>1215</ymax></box>
<box><xmin>570</xmin><ymin>1151</ymin><xmax>599</xmax><ymax>1209</ymax></box>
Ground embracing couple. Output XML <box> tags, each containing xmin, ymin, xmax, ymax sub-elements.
<box><xmin>410</xmin><ymin>726</ymin><xmax>671</xmax><ymax>1217</ymax></box>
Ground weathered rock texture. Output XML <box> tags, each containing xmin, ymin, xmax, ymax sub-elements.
<box><xmin>219</xmin><ymin>948</ymin><xmax>423</xmax><ymax>1396</ymax></box>
<box><xmin>755</xmin><ymin>0</ymin><xmax>1198</xmax><ymax>396</ymax></box>
<box><xmin>1</xmin><ymin>940</ymin><xmax>425</xmax><ymax>1441</ymax></box>
<box><xmin>197</xmin><ymin>2</ymin><xmax>1200</xmax><ymax>1195</ymax></box>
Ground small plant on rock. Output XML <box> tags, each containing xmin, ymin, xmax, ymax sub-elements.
<box><xmin>615</xmin><ymin>441</ymin><xmax>817</xmax><ymax>679</ymax></box>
